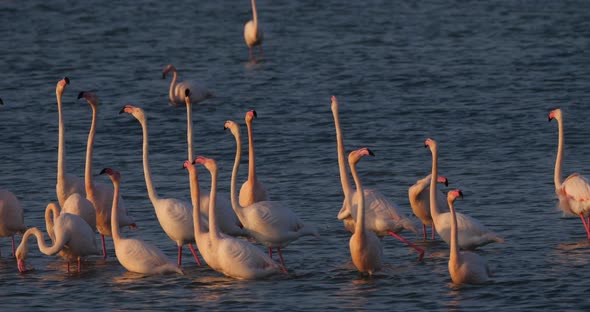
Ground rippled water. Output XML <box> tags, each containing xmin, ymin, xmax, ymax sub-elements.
<box><xmin>1</xmin><ymin>0</ymin><xmax>590</xmax><ymax>310</ymax></box>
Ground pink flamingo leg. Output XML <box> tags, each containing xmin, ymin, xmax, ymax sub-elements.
<box><xmin>67</xmin><ymin>261</ymin><xmax>70</xmax><ymax>273</ymax></box>
<box><xmin>11</xmin><ymin>235</ymin><xmax>16</xmax><ymax>257</ymax></box>
<box><xmin>249</xmin><ymin>47</ymin><xmax>254</xmax><ymax>63</ymax></box>
<box><xmin>422</xmin><ymin>224</ymin><xmax>427</xmax><ymax>240</ymax></box>
<box><xmin>268</xmin><ymin>247</ymin><xmax>273</xmax><ymax>259</ymax></box>
<box><xmin>101</xmin><ymin>234</ymin><xmax>107</xmax><ymax>259</ymax></box>
<box><xmin>177</xmin><ymin>245</ymin><xmax>182</xmax><ymax>267</ymax></box>
<box><xmin>78</xmin><ymin>258</ymin><xmax>81</xmax><ymax>272</ymax></box>
<box><xmin>431</xmin><ymin>224</ymin><xmax>436</xmax><ymax>240</ymax></box>
<box><xmin>388</xmin><ymin>231</ymin><xmax>424</xmax><ymax>261</ymax></box>
<box><xmin>188</xmin><ymin>243</ymin><xmax>202</xmax><ymax>266</ymax></box>
<box><xmin>276</xmin><ymin>247</ymin><xmax>287</xmax><ymax>273</ymax></box>
<box><xmin>259</xmin><ymin>45</ymin><xmax>264</xmax><ymax>60</ymax></box>
<box><xmin>579</xmin><ymin>214</ymin><xmax>590</xmax><ymax>239</ymax></box>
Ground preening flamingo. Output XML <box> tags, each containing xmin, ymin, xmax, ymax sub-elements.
<box><xmin>225</xmin><ymin>120</ymin><xmax>318</xmax><ymax>271</ymax></box>
<box><xmin>0</xmin><ymin>190</ymin><xmax>26</xmax><ymax>257</ymax></box>
<box><xmin>425</xmin><ymin>138</ymin><xmax>504</xmax><ymax>249</ymax></box>
<box><xmin>185</xmin><ymin>157</ymin><xmax>282</xmax><ymax>279</ymax></box>
<box><xmin>446</xmin><ymin>190</ymin><xmax>490</xmax><ymax>285</ymax></box>
<box><xmin>100</xmin><ymin>168</ymin><xmax>183</xmax><ymax>275</ymax></box>
<box><xmin>239</xmin><ymin>110</ymin><xmax>269</xmax><ymax>207</ymax></box>
<box><xmin>17</xmin><ymin>203</ymin><xmax>98</xmax><ymax>273</ymax></box>
<box><xmin>54</xmin><ymin>77</ymin><xmax>85</xmax><ymax>207</ymax></box>
<box><xmin>348</xmin><ymin>148</ymin><xmax>383</xmax><ymax>276</ymax></box>
<box><xmin>162</xmin><ymin>65</ymin><xmax>212</xmax><ymax>107</ymax></box>
<box><xmin>408</xmin><ymin>174</ymin><xmax>450</xmax><ymax>240</ymax></box>
<box><xmin>331</xmin><ymin>95</ymin><xmax>423</xmax><ymax>261</ymax></box>
<box><xmin>549</xmin><ymin>108</ymin><xmax>590</xmax><ymax>239</ymax></box>
<box><xmin>78</xmin><ymin>92</ymin><xmax>136</xmax><ymax>259</ymax></box>
<box><xmin>244</xmin><ymin>0</ymin><xmax>264</xmax><ymax>62</ymax></box>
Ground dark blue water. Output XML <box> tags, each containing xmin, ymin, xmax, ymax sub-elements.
<box><xmin>1</xmin><ymin>0</ymin><xmax>590</xmax><ymax>310</ymax></box>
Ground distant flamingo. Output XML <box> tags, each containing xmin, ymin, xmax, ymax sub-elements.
<box><xmin>0</xmin><ymin>190</ymin><xmax>26</xmax><ymax>257</ymax></box>
<box><xmin>17</xmin><ymin>203</ymin><xmax>98</xmax><ymax>273</ymax></box>
<box><xmin>162</xmin><ymin>65</ymin><xmax>212</xmax><ymax>107</ymax></box>
<box><xmin>348</xmin><ymin>148</ymin><xmax>383</xmax><ymax>275</ymax></box>
<box><xmin>185</xmin><ymin>157</ymin><xmax>282</xmax><ymax>279</ymax></box>
<box><xmin>183</xmin><ymin>91</ymin><xmax>245</xmax><ymax>237</ymax></box>
<box><xmin>408</xmin><ymin>174</ymin><xmax>450</xmax><ymax>240</ymax></box>
<box><xmin>244</xmin><ymin>0</ymin><xmax>264</xmax><ymax>62</ymax></box>
<box><xmin>54</xmin><ymin>77</ymin><xmax>85</xmax><ymax>207</ymax></box>
<box><xmin>79</xmin><ymin>92</ymin><xmax>136</xmax><ymax>259</ymax></box>
<box><xmin>120</xmin><ymin>104</ymin><xmax>203</xmax><ymax>267</ymax></box>
<box><xmin>100</xmin><ymin>168</ymin><xmax>182</xmax><ymax>275</ymax></box>
<box><xmin>240</xmin><ymin>110</ymin><xmax>268</xmax><ymax>207</ymax></box>
<box><xmin>549</xmin><ymin>108</ymin><xmax>590</xmax><ymax>239</ymax></box>
<box><xmin>225</xmin><ymin>120</ymin><xmax>318</xmax><ymax>271</ymax></box>
<box><xmin>425</xmin><ymin>138</ymin><xmax>504</xmax><ymax>249</ymax></box>
<box><xmin>446</xmin><ymin>190</ymin><xmax>490</xmax><ymax>285</ymax></box>
<box><xmin>331</xmin><ymin>95</ymin><xmax>423</xmax><ymax>261</ymax></box>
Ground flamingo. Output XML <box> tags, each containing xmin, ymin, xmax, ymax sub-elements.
<box><xmin>408</xmin><ymin>174</ymin><xmax>450</xmax><ymax>240</ymax></box>
<box><xmin>162</xmin><ymin>65</ymin><xmax>212</xmax><ymax>107</ymax></box>
<box><xmin>17</xmin><ymin>203</ymin><xmax>98</xmax><ymax>273</ymax></box>
<box><xmin>244</xmin><ymin>0</ymin><xmax>264</xmax><ymax>62</ymax></box>
<box><xmin>446</xmin><ymin>190</ymin><xmax>490</xmax><ymax>285</ymax></box>
<box><xmin>100</xmin><ymin>168</ymin><xmax>183</xmax><ymax>275</ymax></box>
<box><xmin>331</xmin><ymin>95</ymin><xmax>423</xmax><ymax>261</ymax></box>
<box><xmin>239</xmin><ymin>110</ymin><xmax>268</xmax><ymax>207</ymax></box>
<box><xmin>54</xmin><ymin>77</ymin><xmax>85</xmax><ymax>207</ymax></box>
<box><xmin>78</xmin><ymin>92</ymin><xmax>136</xmax><ymax>259</ymax></box>
<box><xmin>549</xmin><ymin>108</ymin><xmax>590</xmax><ymax>239</ymax></box>
<box><xmin>46</xmin><ymin>194</ymin><xmax>96</xmax><ymax>242</ymax></box>
<box><xmin>183</xmin><ymin>91</ymin><xmax>245</xmax><ymax>237</ymax></box>
<box><xmin>185</xmin><ymin>157</ymin><xmax>282</xmax><ymax>279</ymax></box>
<box><xmin>0</xmin><ymin>190</ymin><xmax>26</xmax><ymax>257</ymax></box>
<box><xmin>225</xmin><ymin>120</ymin><xmax>318</xmax><ymax>271</ymax></box>
<box><xmin>120</xmin><ymin>104</ymin><xmax>203</xmax><ymax>267</ymax></box>
<box><xmin>425</xmin><ymin>138</ymin><xmax>504</xmax><ymax>249</ymax></box>
<box><xmin>348</xmin><ymin>148</ymin><xmax>383</xmax><ymax>275</ymax></box>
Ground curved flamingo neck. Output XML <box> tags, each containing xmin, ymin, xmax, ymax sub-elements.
<box><xmin>208</xmin><ymin>166</ymin><xmax>221</xmax><ymax>241</ymax></box>
<box><xmin>230</xmin><ymin>128</ymin><xmax>246</xmax><ymax>221</ymax></box>
<box><xmin>85</xmin><ymin>104</ymin><xmax>97</xmax><ymax>194</ymax></box>
<box><xmin>554</xmin><ymin>117</ymin><xmax>564</xmax><ymax>190</ymax></box>
<box><xmin>448</xmin><ymin>199</ymin><xmax>461</xmax><ymax>261</ymax></box>
<box><xmin>349</xmin><ymin>159</ymin><xmax>365</xmax><ymax>235</ymax></box>
<box><xmin>22</xmin><ymin>228</ymin><xmax>62</xmax><ymax>256</ymax></box>
<box><xmin>186</xmin><ymin>101</ymin><xmax>193</xmax><ymax>161</ymax></box>
<box><xmin>251</xmin><ymin>0</ymin><xmax>258</xmax><ymax>25</ymax></box>
<box><xmin>189</xmin><ymin>167</ymin><xmax>205</xmax><ymax>236</ymax></box>
<box><xmin>45</xmin><ymin>203</ymin><xmax>60</xmax><ymax>242</ymax></box>
<box><xmin>168</xmin><ymin>69</ymin><xmax>177</xmax><ymax>103</ymax></box>
<box><xmin>429</xmin><ymin>147</ymin><xmax>441</xmax><ymax>219</ymax></box>
<box><xmin>110</xmin><ymin>180</ymin><xmax>121</xmax><ymax>242</ymax></box>
<box><xmin>57</xmin><ymin>89</ymin><xmax>66</xmax><ymax>183</ymax></box>
<box><xmin>246</xmin><ymin>119</ymin><xmax>257</xmax><ymax>182</ymax></box>
<box><xmin>137</xmin><ymin>115</ymin><xmax>160</xmax><ymax>203</ymax></box>
<box><xmin>332</xmin><ymin>102</ymin><xmax>353</xmax><ymax>203</ymax></box>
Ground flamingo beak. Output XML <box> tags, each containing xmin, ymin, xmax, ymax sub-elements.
<box><xmin>367</xmin><ymin>149</ymin><xmax>375</xmax><ymax>156</ymax></box>
<box><xmin>17</xmin><ymin>259</ymin><xmax>27</xmax><ymax>273</ymax></box>
<box><xmin>64</xmin><ymin>77</ymin><xmax>70</xmax><ymax>85</ymax></box>
<box><xmin>77</xmin><ymin>92</ymin><xmax>85</xmax><ymax>99</ymax></box>
<box><xmin>99</xmin><ymin>168</ymin><xmax>108</xmax><ymax>175</ymax></box>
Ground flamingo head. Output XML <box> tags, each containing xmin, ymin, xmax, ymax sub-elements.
<box><xmin>162</xmin><ymin>64</ymin><xmax>175</xmax><ymax>79</ymax></box>
<box><xmin>185</xmin><ymin>88</ymin><xmax>192</xmax><ymax>98</ymax></box>
<box><xmin>119</xmin><ymin>104</ymin><xmax>145</xmax><ymax>120</ymax></box>
<box><xmin>448</xmin><ymin>189</ymin><xmax>463</xmax><ymax>202</ymax></box>
<box><xmin>56</xmin><ymin>77</ymin><xmax>70</xmax><ymax>95</ymax></box>
<box><xmin>348</xmin><ymin>147</ymin><xmax>374</xmax><ymax>165</ymax></box>
<box><xmin>183</xmin><ymin>160</ymin><xmax>195</xmax><ymax>171</ymax></box>
<box><xmin>437</xmin><ymin>175</ymin><xmax>449</xmax><ymax>187</ymax></box>
<box><xmin>195</xmin><ymin>156</ymin><xmax>218</xmax><ymax>173</ymax></box>
<box><xmin>77</xmin><ymin>91</ymin><xmax>99</xmax><ymax>106</ymax></box>
<box><xmin>15</xmin><ymin>241</ymin><xmax>29</xmax><ymax>273</ymax></box>
<box><xmin>245</xmin><ymin>110</ymin><xmax>257</xmax><ymax>122</ymax></box>
<box><xmin>424</xmin><ymin>138</ymin><xmax>437</xmax><ymax>151</ymax></box>
<box><xmin>548</xmin><ymin>108</ymin><xmax>562</xmax><ymax>122</ymax></box>
<box><xmin>224</xmin><ymin>120</ymin><xmax>240</xmax><ymax>137</ymax></box>
<box><xmin>99</xmin><ymin>167</ymin><xmax>121</xmax><ymax>182</ymax></box>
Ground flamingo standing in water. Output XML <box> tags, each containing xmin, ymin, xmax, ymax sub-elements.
<box><xmin>0</xmin><ymin>190</ymin><xmax>26</xmax><ymax>257</ymax></box>
<box><xmin>225</xmin><ymin>120</ymin><xmax>318</xmax><ymax>271</ymax></box>
<box><xmin>78</xmin><ymin>92</ymin><xmax>136</xmax><ymax>259</ymax></box>
<box><xmin>348</xmin><ymin>148</ymin><xmax>383</xmax><ymax>276</ymax></box>
<box><xmin>162</xmin><ymin>65</ymin><xmax>212</xmax><ymax>107</ymax></box>
<box><xmin>185</xmin><ymin>157</ymin><xmax>282</xmax><ymax>279</ymax></box>
<box><xmin>446</xmin><ymin>190</ymin><xmax>490</xmax><ymax>285</ymax></box>
<box><xmin>239</xmin><ymin>110</ymin><xmax>268</xmax><ymax>207</ymax></box>
<box><xmin>408</xmin><ymin>174</ymin><xmax>450</xmax><ymax>240</ymax></box>
<box><xmin>331</xmin><ymin>95</ymin><xmax>423</xmax><ymax>261</ymax></box>
<box><xmin>100</xmin><ymin>168</ymin><xmax>182</xmax><ymax>275</ymax></box>
<box><xmin>549</xmin><ymin>108</ymin><xmax>590</xmax><ymax>239</ymax></box>
<box><xmin>425</xmin><ymin>138</ymin><xmax>504</xmax><ymax>249</ymax></box>
<box><xmin>16</xmin><ymin>203</ymin><xmax>98</xmax><ymax>273</ymax></box>
<box><xmin>244</xmin><ymin>0</ymin><xmax>264</xmax><ymax>62</ymax></box>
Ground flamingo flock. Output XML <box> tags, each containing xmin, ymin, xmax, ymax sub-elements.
<box><xmin>0</xmin><ymin>2</ymin><xmax>585</xmax><ymax>289</ymax></box>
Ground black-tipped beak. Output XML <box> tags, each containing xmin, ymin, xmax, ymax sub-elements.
<box><xmin>77</xmin><ymin>92</ymin><xmax>85</xmax><ymax>99</ymax></box>
<box><xmin>548</xmin><ymin>116</ymin><xmax>552</xmax><ymax>122</ymax></box>
<box><xmin>64</xmin><ymin>77</ymin><xmax>70</xmax><ymax>85</ymax></box>
<box><xmin>252</xmin><ymin>110</ymin><xmax>257</xmax><ymax>118</ymax></box>
<box><xmin>185</xmin><ymin>89</ymin><xmax>191</xmax><ymax>97</ymax></box>
<box><xmin>367</xmin><ymin>149</ymin><xmax>375</xmax><ymax>156</ymax></box>
<box><xmin>162</xmin><ymin>73</ymin><xmax>166</xmax><ymax>79</ymax></box>
<box><xmin>458</xmin><ymin>191</ymin><xmax>464</xmax><ymax>199</ymax></box>
<box><xmin>0</xmin><ymin>98</ymin><xmax>3</xmax><ymax>105</ymax></box>
<box><xmin>119</xmin><ymin>107</ymin><xmax>126</xmax><ymax>114</ymax></box>
<box><xmin>444</xmin><ymin>179</ymin><xmax>449</xmax><ymax>187</ymax></box>
<box><xmin>99</xmin><ymin>168</ymin><xmax>108</xmax><ymax>175</ymax></box>
<box><xmin>224</xmin><ymin>126</ymin><xmax>228</xmax><ymax>131</ymax></box>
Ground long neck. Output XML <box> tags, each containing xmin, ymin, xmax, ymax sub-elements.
<box><xmin>251</xmin><ymin>0</ymin><xmax>258</xmax><ymax>25</ymax></box>
<box><xmin>230</xmin><ymin>130</ymin><xmax>246</xmax><ymax>221</ymax></box>
<box><xmin>22</xmin><ymin>228</ymin><xmax>63</xmax><ymax>256</ymax></box>
<box><xmin>448</xmin><ymin>200</ymin><xmax>460</xmax><ymax>261</ymax></box>
<box><xmin>209</xmin><ymin>167</ymin><xmax>220</xmax><ymax>241</ymax></box>
<box><xmin>246</xmin><ymin>120</ymin><xmax>257</xmax><ymax>183</ymax></box>
<box><xmin>187</xmin><ymin>102</ymin><xmax>193</xmax><ymax>161</ymax></box>
<box><xmin>429</xmin><ymin>148</ymin><xmax>441</xmax><ymax>219</ymax></box>
<box><xmin>44</xmin><ymin>204</ymin><xmax>60</xmax><ymax>242</ymax></box>
<box><xmin>169</xmin><ymin>69</ymin><xmax>177</xmax><ymax>101</ymax></box>
<box><xmin>57</xmin><ymin>90</ymin><xmax>66</xmax><ymax>183</ymax></box>
<box><xmin>554</xmin><ymin>118</ymin><xmax>564</xmax><ymax>190</ymax></box>
<box><xmin>332</xmin><ymin>105</ymin><xmax>352</xmax><ymax>201</ymax></box>
<box><xmin>349</xmin><ymin>160</ymin><xmax>365</xmax><ymax>234</ymax></box>
<box><xmin>111</xmin><ymin>180</ymin><xmax>121</xmax><ymax>241</ymax></box>
<box><xmin>139</xmin><ymin>116</ymin><xmax>159</xmax><ymax>202</ymax></box>
<box><xmin>85</xmin><ymin>104</ymin><xmax>97</xmax><ymax>194</ymax></box>
<box><xmin>189</xmin><ymin>168</ymin><xmax>205</xmax><ymax>236</ymax></box>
